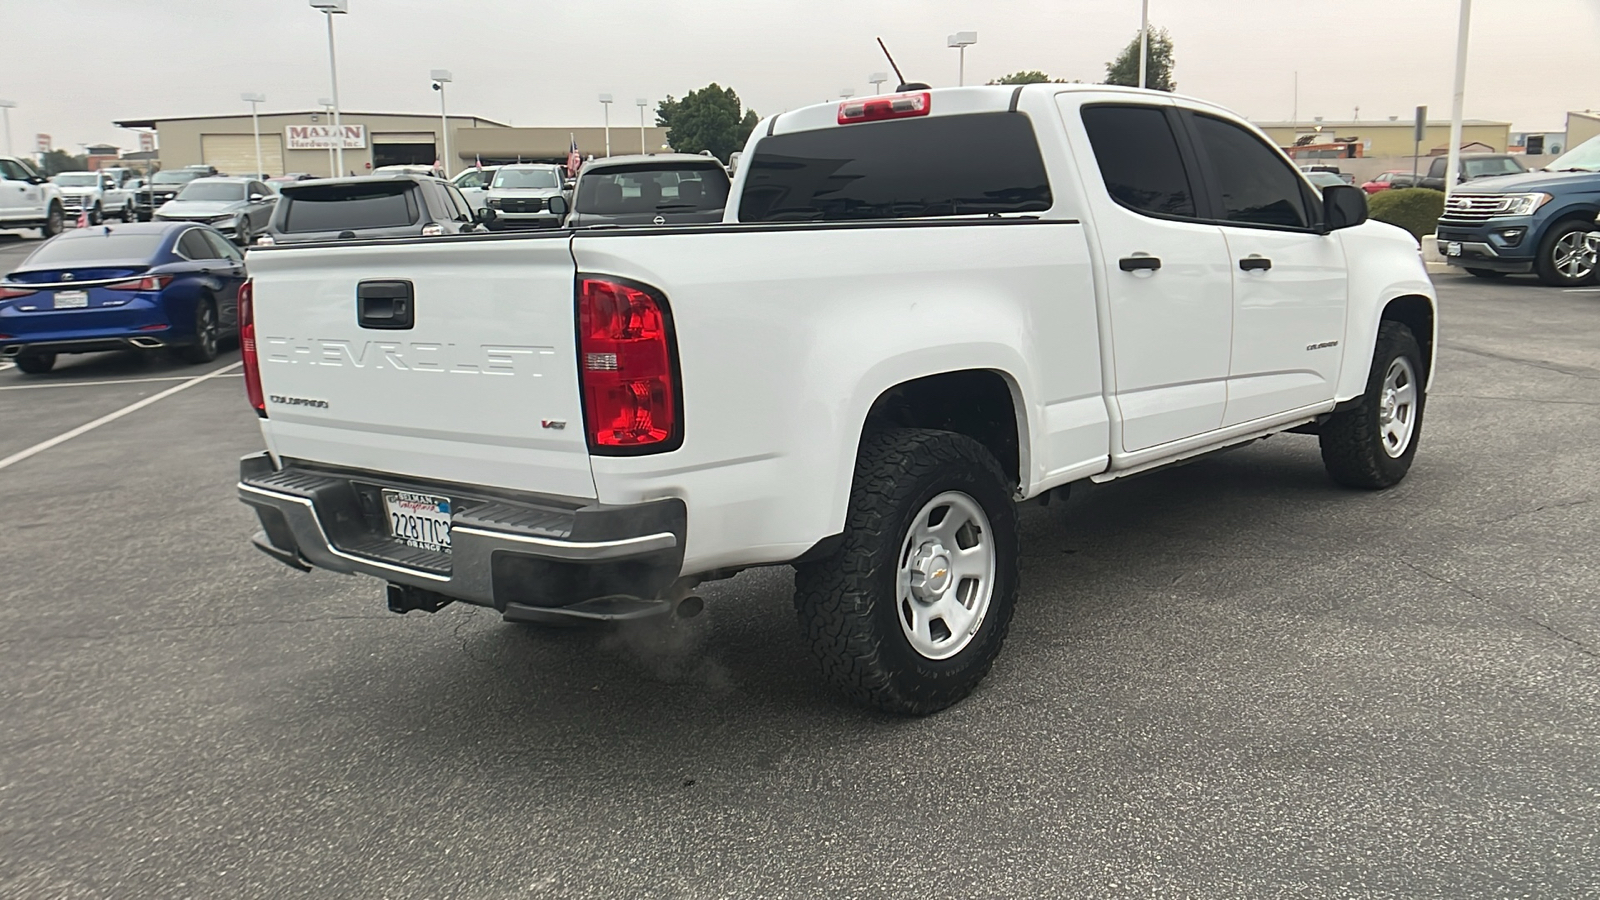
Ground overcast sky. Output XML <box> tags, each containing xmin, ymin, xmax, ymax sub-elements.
<box><xmin>5</xmin><ymin>0</ymin><xmax>1593</xmax><ymax>153</ymax></box>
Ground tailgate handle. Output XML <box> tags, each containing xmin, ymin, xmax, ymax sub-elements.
<box><xmin>357</xmin><ymin>280</ymin><xmax>414</xmax><ymax>330</ymax></box>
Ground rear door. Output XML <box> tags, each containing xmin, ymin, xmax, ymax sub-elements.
<box><xmin>247</xmin><ymin>235</ymin><xmax>595</xmax><ymax>498</ymax></box>
<box><xmin>1180</xmin><ymin>110</ymin><xmax>1348</xmax><ymax>426</ymax></box>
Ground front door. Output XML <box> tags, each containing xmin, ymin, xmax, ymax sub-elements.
<box><xmin>1180</xmin><ymin>111</ymin><xmax>1350</xmax><ymax>426</ymax></box>
<box><xmin>1066</xmin><ymin>98</ymin><xmax>1234</xmax><ymax>453</ymax></box>
<box><xmin>0</xmin><ymin>158</ymin><xmax>40</xmax><ymax>222</ymax></box>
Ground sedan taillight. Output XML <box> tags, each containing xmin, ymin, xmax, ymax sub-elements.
<box><xmin>105</xmin><ymin>275</ymin><xmax>174</xmax><ymax>292</ymax></box>
<box><xmin>0</xmin><ymin>286</ymin><xmax>37</xmax><ymax>301</ymax></box>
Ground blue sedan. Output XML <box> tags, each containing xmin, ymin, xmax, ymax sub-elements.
<box><xmin>0</xmin><ymin>222</ymin><xmax>245</xmax><ymax>375</ymax></box>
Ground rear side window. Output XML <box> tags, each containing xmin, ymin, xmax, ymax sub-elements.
<box><xmin>577</xmin><ymin>164</ymin><xmax>730</xmax><ymax>215</ymax></box>
<box><xmin>178</xmin><ymin>229</ymin><xmax>217</xmax><ymax>259</ymax></box>
<box><xmin>1080</xmin><ymin>105</ymin><xmax>1197</xmax><ymax>219</ymax></box>
<box><xmin>1190</xmin><ymin>114</ymin><xmax>1310</xmax><ymax>228</ymax></box>
<box><xmin>279</xmin><ymin>182</ymin><xmax>420</xmax><ymax>233</ymax></box>
<box><xmin>738</xmin><ymin>113</ymin><xmax>1051</xmax><ymax>222</ymax></box>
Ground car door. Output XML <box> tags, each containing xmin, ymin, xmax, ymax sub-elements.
<box><xmin>247</xmin><ymin>181</ymin><xmax>275</xmax><ymax>229</ymax></box>
<box><xmin>0</xmin><ymin>159</ymin><xmax>42</xmax><ymax>221</ymax></box>
<box><xmin>1180</xmin><ymin>110</ymin><xmax>1349</xmax><ymax>427</ymax></box>
<box><xmin>198</xmin><ymin>229</ymin><xmax>246</xmax><ymax>329</ymax></box>
<box><xmin>1066</xmin><ymin>98</ymin><xmax>1234</xmax><ymax>453</ymax></box>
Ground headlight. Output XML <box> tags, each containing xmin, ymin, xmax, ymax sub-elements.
<box><xmin>254</xmin><ymin>234</ymin><xmax>274</xmax><ymax>246</ymax></box>
<box><xmin>209</xmin><ymin>214</ymin><xmax>237</xmax><ymax>224</ymax></box>
<box><xmin>1501</xmin><ymin>193</ymin><xmax>1553</xmax><ymax>216</ymax></box>
<box><xmin>421</xmin><ymin>223</ymin><xmax>444</xmax><ymax>236</ymax></box>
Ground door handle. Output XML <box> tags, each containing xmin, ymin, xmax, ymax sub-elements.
<box><xmin>1118</xmin><ymin>256</ymin><xmax>1162</xmax><ymax>272</ymax></box>
<box><xmin>1239</xmin><ymin>257</ymin><xmax>1272</xmax><ymax>271</ymax></box>
<box><xmin>357</xmin><ymin>279</ymin><xmax>415</xmax><ymax>330</ymax></box>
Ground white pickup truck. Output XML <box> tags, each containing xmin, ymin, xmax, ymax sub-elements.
<box><xmin>51</xmin><ymin>169</ymin><xmax>136</xmax><ymax>223</ymax></box>
<box><xmin>238</xmin><ymin>85</ymin><xmax>1436</xmax><ymax>714</ymax></box>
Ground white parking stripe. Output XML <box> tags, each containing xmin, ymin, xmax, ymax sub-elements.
<box><xmin>0</xmin><ymin>361</ymin><xmax>13</xmax><ymax>371</ymax></box>
<box><xmin>0</xmin><ymin>361</ymin><xmax>243</xmax><ymax>472</ymax></box>
<box><xmin>0</xmin><ymin>372</ymin><xmax>243</xmax><ymax>391</ymax></box>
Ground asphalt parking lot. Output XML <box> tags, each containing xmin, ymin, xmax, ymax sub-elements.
<box><xmin>2</xmin><ymin>229</ymin><xmax>1597</xmax><ymax>898</ymax></box>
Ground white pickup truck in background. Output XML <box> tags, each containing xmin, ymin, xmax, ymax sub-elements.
<box><xmin>51</xmin><ymin>169</ymin><xmax>136</xmax><ymax>223</ymax></box>
<box><xmin>237</xmin><ymin>84</ymin><xmax>1436</xmax><ymax>714</ymax></box>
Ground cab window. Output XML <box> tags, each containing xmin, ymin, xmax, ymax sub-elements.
<box><xmin>1189</xmin><ymin>114</ymin><xmax>1312</xmax><ymax>229</ymax></box>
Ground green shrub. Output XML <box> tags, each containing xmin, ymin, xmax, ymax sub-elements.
<box><xmin>1366</xmin><ymin>187</ymin><xmax>1446</xmax><ymax>239</ymax></box>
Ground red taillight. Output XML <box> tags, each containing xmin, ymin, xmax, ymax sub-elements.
<box><xmin>106</xmin><ymin>275</ymin><xmax>174</xmax><ymax>292</ymax></box>
<box><xmin>838</xmin><ymin>91</ymin><xmax>931</xmax><ymax>125</ymax></box>
<box><xmin>577</xmin><ymin>278</ymin><xmax>678</xmax><ymax>451</ymax></box>
<box><xmin>239</xmin><ymin>279</ymin><xmax>265</xmax><ymax>418</ymax></box>
<box><xmin>0</xmin><ymin>286</ymin><xmax>37</xmax><ymax>301</ymax></box>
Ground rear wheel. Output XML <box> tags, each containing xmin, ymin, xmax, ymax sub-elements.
<box><xmin>1534</xmin><ymin>220</ymin><xmax>1597</xmax><ymax>287</ymax></box>
<box><xmin>15</xmin><ymin>353</ymin><xmax>56</xmax><ymax>375</ymax></box>
<box><xmin>1465</xmin><ymin>268</ymin><xmax>1507</xmax><ymax>279</ymax></box>
<box><xmin>1319</xmin><ymin>321</ymin><xmax>1425</xmax><ymax>489</ymax></box>
<box><xmin>793</xmin><ymin>428</ymin><xmax>1019</xmax><ymax>715</ymax></box>
<box><xmin>174</xmin><ymin>299</ymin><xmax>219</xmax><ymax>365</ymax></box>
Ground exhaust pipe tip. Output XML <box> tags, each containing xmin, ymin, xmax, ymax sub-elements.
<box><xmin>674</xmin><ymin>595</ymin><xmax>704</xmax><ymax>619</ymax></box>
<box><xmin>127</xmin><ymin>336</ymin><xmax>165</xmax><ymax>349</ymax></box>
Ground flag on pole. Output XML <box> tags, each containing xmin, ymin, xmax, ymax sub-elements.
<box><xmin>567</xmin><ymin>134</ymin><xmax>581</xmax><ymax>178</ymax></box>
<box><xmin>475</xmin><ymin>154</ymin><xmax>483</xmax><ymax>171</ymax></box>
<box><xmin>75</xmin><ymin>205</ymin><xmax>89</xmax><ymax>229</ymax></box>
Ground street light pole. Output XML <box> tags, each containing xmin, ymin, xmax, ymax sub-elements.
<box><xmin>946</xmin><ymin>32</ymin><xmax>977</xmax><ymax>86</ymax></box>
<box><xmin>1138</xmin><ymin>0</ymin><xmax>1150</xmax><ymax>89</ymax></box>
<box><xmin>0</xmin><ymin>100</ymin><xmax>14</xmax><ymax>157</ymax></box>
<box><xmin>317</xmin><ymin>98</ymin><xmax>336</xmax><ymax>177</ymax></box>
<box><xmin>599</xmin><ymin>94</ymin><xmax>612</xmax><ymax>157</ymax></box>
<box><xmin>869</xmin><ymin>72</ymin><xmax>888</xmax><ymax>94</ymax></box>
<box><xmin>636</xmin><ymin>98</ymin><xmax>648</xmax><ymax>155</ymax></box>
<box><xmin>431</xmin><ymin>69</ymin><xmax>452</xmax><ymax>178</ymax></box>
<box><xmin>1444</xmin><ymin>0</ymin><xmax>1472</xmax><ymax>199</ymax></box>
<box><xmin>310</xmin><ymin>1</ymin><xmax>349</xmax><ymax>175</ymax></box>
<box><xmin>241</xmin><ymin>93</ymin><xmax>266</xmax><ymax>177</ymax></box>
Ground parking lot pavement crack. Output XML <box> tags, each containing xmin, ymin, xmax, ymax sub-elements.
<box><xmin>1475</xmin><ymin>496</ymin><xmax>1596</xmax><ymax>526</ymax></box>
<box><xmin>0</xmin><ymin>614</ymin><xmax>398</xmax><ymax>647</ymax></box>
<box><xmin>1440</xmin><ymin>342</ymin><xmax>1600</xmax><ymax>381</ymax></box>
<box><xmin>1431</xmin><ymin>393</ymin><xmax>1600</xmax><ymax>407</ymax></box>
<box><xmin>1398</xmin><ymin>557</ymin><xmax>1598</xmax><ymax>660</ymax></box>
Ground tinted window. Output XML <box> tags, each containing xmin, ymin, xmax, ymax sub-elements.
<box><xmin>177</xmin><ymin>182</ymin><xmax>246</xmax><ymax>202</ymax></box>
<box><xmin>249</xmin><ymin>182</ymin><xmax>272</xmax><ymax>197</ymax></box>
<box><xmin>739</xmin><ymin>113</ymin><xmax>1051</xmax><ymax>222</ymax></box>
<box><xmin>1191</xmin><ymin>114</ymin><xmax>1309</xmax><ymax>228</ymax></box>
<box><xmin>201</xmin><ymin>230</ymin><xmax>243</xmax><ymax>260</ymax></box>
<box><xmin>578</xmin><ymin>164</ymin><xmax>730</xmax><ymax>215</ymax></box>
<box><xmin>152</xmin><ymin>170</ymin><xmax>203</xmax><ymax>184</ymax></box>
<box><xmin>1463</xmin><ymin>156</ymin><xmax>1524</xmax><ymax>179</ymax></box>
<box><xmin>280</xmin><ymin>181</ymin><xmax>419</xmax><ymax>233</ymax></box>
<box><xmin>1080</xmin><ymin>105</ymin><xmax>1197</xmax><ymax>218</ymax></box>
<box><xmin>25</xmin><ymin>233</ymin><xmax>165</xmax><ymax>263</ymax></box>
<box><xmin>178</xmin><ymin>229</ymin><xmax>217</xmax><ymax>259</ymax></box>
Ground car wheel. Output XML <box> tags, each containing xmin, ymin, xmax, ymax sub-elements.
<box><xmin>14</xmin><ymin>352</ymin><xmax>57</xmax><ymax>375</ymax></box>
<box><xmin>39</xmin><ymin>203</ymin><xmax>63</xmax><ymax>238</ymax></box>
<box><xmin>1534</xmin><ymin>220</ymin><xmax>1598</xmax><ymax>287</ymax></box>
<box><xmin>236</xmin><ymin>216</ymin><xmax>252</xmax><ymax>245</ymax></box>
<box><xmin>793</xmin><ymin>428</ymin><xmax>1020</xmax><ymax>715</ymax></box>
<box><xmin>122</xmin><ymin>201</ymin><xmax>137</xmax><ymax>222</ymax></box>
<box><xmin>1319</xmin><ymin>321</ymin><xmax>1426</xmax><ymax>490</ymax></box>
<box><xmin>175</xmin><ymin>298</ymin><xmax>220</xmax><ymax>365</ymax></box>
<box><xmin>88</xmin><ymin>202</ymin><xmax>103</xmax><ymax>226</ymax></box>
<box><xmin>1465</xmin><ymin>268</ymin><xmax>1507</xmax><ymax>279</ymax></box>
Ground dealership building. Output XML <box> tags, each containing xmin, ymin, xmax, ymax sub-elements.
<box><xmin>113</xmin><ymin>110</ymin><xmax>671</xmax><ymax>177</ymax></box>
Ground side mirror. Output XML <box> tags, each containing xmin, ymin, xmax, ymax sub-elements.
<box><xmin>249</xmin><ymin>194</ymin><xmax>267</xmax><ymax>202</ymax></box>
<box><xmin>547</xmin><ymin>195</ymin><xmax>569</xmax><ymax>217</ymax></box>
<box><xmin>474</xmin><ymin>206</ymin><xmax>497</xmax><ymax>225</ymax></box>
<box><xmin>28</xmin><ymin>175</ymin><xmax>47</xmax><ymax>185</ymax></box>
<box><xmin>1321</xmin><ymin>184</ymin><xmax>1368</xmax><ymax>232</ymax></box>
<box><xmin>563</xmin><ymin>180</ymin><xmax>576</xmax><ymax>191</ymax></box>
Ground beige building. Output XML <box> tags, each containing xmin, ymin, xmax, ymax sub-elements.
<box><xmin>1254</xmin><ymin>119</ymin><xmax>1511</xmax><ymax>157</ymax></box>
<box><xmin>1565</xmin><ymin>111</ymin><xmax>1600</xmax><ymax>152</ymax></box>
<box><xmin>455</xmin><ymin>126</ymin><xmax>671</xmax><ymax>165</ymax></box>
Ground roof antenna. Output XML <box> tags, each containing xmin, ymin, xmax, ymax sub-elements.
<box><xmin>877</xmin><ymin>38</ymin><xmax>929</xmax><ymax>92</ymax></box>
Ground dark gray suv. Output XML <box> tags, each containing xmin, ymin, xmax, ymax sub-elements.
<box><xmin>258</xmin><ymin>174</ymin><xmax>483</xmax><ymax>245</ymax></box>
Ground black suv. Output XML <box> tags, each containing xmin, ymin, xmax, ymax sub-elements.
<box><xmin>257</xmin><ymin>174</ymin><xmax>483</xmax><ymax>245</ymax></box>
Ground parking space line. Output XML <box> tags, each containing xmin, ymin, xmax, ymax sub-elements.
<box><xmin>0</xmin><ymin>361</ymin><xmax>13</xmax><ymax>372</ymax></box>
<box><xmin>0</xmin><ymin>361</ymin><xmax>243</xmax><ymax>473</ymax></box>
<box><xmin>1562</xmin><ymin>288</ymin><xmax>1600</xmax><ymax>293</ymax></box>
<box><xmin>0</xmin><ymin>373</ymin><xmax>244</xmax><ymax>391</ymax></box>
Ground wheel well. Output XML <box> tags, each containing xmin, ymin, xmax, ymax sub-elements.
<box><xmin>863</xmin><ymin>370</ymin><xmax>1021</xmax><ymax>487</ymax></box>
<box><xmin>1382</xmin><ymin>295</ymin><xmax>1434</xmax><ymax>378</ymax></box>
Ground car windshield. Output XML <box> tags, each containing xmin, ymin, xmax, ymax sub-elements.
<box><xmin>491</xmin><ymin>168</ymin><xmax>560</xmax><ymax>190</ymax></box>
<box><xmin>576</xmin><ymin>164</ymin><xmax>730</xmax><ymax>214</ymax></box>
<box><xmin>54</xmin><ymin>173</ymin><xmax>100</xmax><ymax>187</ymax></box>
<box><xmin>177</xmin><ymin>182</ymin><xmax>246</xmax><ymax>202</ymax></box>
<box><xmin>151</xmin><ymin>170</ymin><xmax>203</xmax><ymax>184</ymax></box>
<box><xmin>280</xmin><ymin>181</ymin><xmax>419</xmax><ymax>233</ymax></box>
<box><xmin>1464</xmin><ymin>157</ymin><xmax>1524</xmax><ymax>179</ymax></box>
<box><xmin>1306</xmin><ymin>172</ymin><xmax>1344</xmax><ymax>188</ymax></box>
<box><xmin>1545</xmin><ymin>135</ymin><xmax>1600</xmax><ymax>172</ymax></box>
<box><xmin>23</xmin><ymin>233</ymin><xmax>165</xmax><ymax>264</ymax></box>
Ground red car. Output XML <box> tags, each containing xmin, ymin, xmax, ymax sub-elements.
<box><xmin>1362</xmin><ymin>171</ymin><xmax>1423</xmax><ymax>194</ymax></box>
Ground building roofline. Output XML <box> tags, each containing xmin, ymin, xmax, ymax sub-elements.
<box><xmin>1253</xmin><ymin>119</ymin><xmax>1511</xmax><ymax>128</ymax></box>
<box><xmin>113</xmin><ymin>111</ymin><xmax>510</xmax><ymax>129</ymax></box>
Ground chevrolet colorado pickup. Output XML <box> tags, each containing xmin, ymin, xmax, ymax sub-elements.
<box><xmin>238</xmin><ymin>85</ymin><xmax>1437</xmax><ymax>714</ymax></box>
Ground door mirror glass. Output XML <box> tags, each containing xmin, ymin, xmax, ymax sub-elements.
<box><xmin>547</xmin><ymin>195</ymin><xmax>569</xmax><ymax>217</ymax></box>
<box><xmin>474</xmin><ymin>206</ymin><xmax>497</xmax><ymax>225</ymax></box>
<box><xmin>1321</xmin><ymin>184</ymin><xmax>1368</xmax><ymax>231</ymax></box>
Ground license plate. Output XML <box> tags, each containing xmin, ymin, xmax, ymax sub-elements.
<box><xmin>382</xmin><ymin>490</ymin><xmax>452</xmax><ymax>553</ymax></box>
<box><xmin>1446</xmin><ymin>241</ymin><xmax>1462</xmax><ymax>257</ymax></box>
<box><xmin>54</xmin><ymin>290</ymin><xmax>88</xmax><ymax>309</ymax></box>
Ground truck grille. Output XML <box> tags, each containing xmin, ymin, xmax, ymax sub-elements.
<box><xmin>1439</xmin><ymin>194</ymin><xmax>1516</xmax><ymax>224</ymax></box>
<box><xmin>500</xmin><ymin>197</ymin><xmax>544</xmax><ymax>213</ymax></box>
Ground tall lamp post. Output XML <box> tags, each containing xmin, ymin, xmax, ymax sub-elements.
<box><xmin>1138</xmin><ymin>0</ymin><xmax>1150</xmax><ymax>89</ymax></box>
<box><xmin>431</xmin><ymin>69</ymin><xmax>452</xmax><ymax>177</ymax></box>
<box><xmin>599</xmin><ymin>94</ymin><xmax>613</xmax><ymax>157</ymax></box>
<box><xmin>317</xmin><ymin>98</ymin><xmax>336</xmax><ymax>177</ymax></box>
<box><xmin>309</xmin><ymin>0</ymin><xmax>348</xmax><ymax>175</ymax></box>
<box><xmin>1444</xmin><ymin>0</ymin><xmax>1472</xmax><ymax>198</ymax></box>
<box><xmin>0</xmin><ymin>100</ymin><xmax>14</xmax><ymax>157</ymax></box>
<box><xmin>947</xmin><ymin>32</ymin><xmax>977</xmax><ymax>87</ymax></box>
<box><xmin>636</xmin><ymin>98</ymin><xmax>648</xmax><ymax>155</ymax></box>
<box><xmin>241</xmin><ymin>93</ymin><xmax>266</xmax><ymax>178</ymax></box>
<box><xmin>868</xmin><ymin>72</ymin><xmax>888</xmax><ymax>94</ymax></box>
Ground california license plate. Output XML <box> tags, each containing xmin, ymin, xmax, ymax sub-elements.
<box><xmin>54</xmin><ymin>290</ymin><xmax>88</xmax><ymax>309</ymax></box>
<box><xmin>382</xmin><ymin>490</ymin><xmax>452</xmax><ymax>553</ymax></box>
<box><xmin>1446</xmin><ymin>242</ymin><xmax>1462</xmax><ymax>257</ymax></box>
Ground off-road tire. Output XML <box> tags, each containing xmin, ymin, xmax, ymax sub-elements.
<box><xmin>15</xmin><ymin>352</ymin><xmax>56</xmax><ymax>375</ymax></box>
<box><xmin>1465</xmin><ymin>268</ymin><xmax>1506</xmax><ymax>279</ymax></box>
<box><xmin>174</xmin><ymin>298</ymin><xmax>219</xmax><ymax>365</ymax></box>
<box><xmin>1319</xmin><ymin>321</ymin><xmax>1425</xmax><ymax>489</ymax></box>
<box><xmin>1534</xmin><ymin>219</ymin><xmax>1597</xmax><ymax>287</ymax></box>
<box><xmin>793</xmin><ymin>428</ymin><xmax>1019</xmax><ymax>715</ymax></box>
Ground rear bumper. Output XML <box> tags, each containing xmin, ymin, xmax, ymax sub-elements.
<box><xmin>236</xmin><ymin>453</ymin><xmax>687</xmax><ymax>615</ymax></box>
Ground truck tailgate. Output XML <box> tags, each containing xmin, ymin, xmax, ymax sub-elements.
<box><xmin>246</xmin><ymin>235</ymin><xmax>595</xmax><ymax>499</ymax></box>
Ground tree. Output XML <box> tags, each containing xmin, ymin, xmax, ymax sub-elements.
<box><xmin>38</xmin><ymin>149</ymin><xmax>89</xmax><ymax>176</ymax></box>
<box><xmin>1104</xmin><ymin>27</ymin><xmax>1175</xmax><ymax>92</ymax></box>
<box><xmin>988</xmin><ymin>71</ymin><xmax>1070</xmax><ymax>85</ymax></box>
<box><xmin>655</xmin><ymin>84</ymin><xmax>759</xmax><ymax>162</ymax></box>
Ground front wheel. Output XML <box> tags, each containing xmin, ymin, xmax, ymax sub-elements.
<box><xmin>793</xmin><ymin>428</ymin><xmax>1019</xmax><ymax>715</ymax></box>
<box><xmin>121</xmin><ymin>201</ymin><xmax>136</xmax><ymax>221</ymax></box>
<box><xmin>38</xmin><ymin>203</ymin><xmax>63</xmax><ymax>238</ymax></box>
<box><xmin>235</xmin><ymin>216</ymin><xmax>252</xmax><ymax>245</ymax></box>
<box><xmin>1534</xmin><ymin>220</ymin><xmax>1597</xmax><ymax>287</ymax></box>
<box><xmin>88</xmin><ymin>203</ymin><xmax>103</xmax><ymax>226</ymax></box>
<box><xmin>1319</xmin><ymin>321</ymin><xmax>1425</xmax><ymax>489</ymax></box>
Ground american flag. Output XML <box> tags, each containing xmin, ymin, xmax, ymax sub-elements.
<box><xmin>566</xmin><ymin>135</ymin><xmax>581</xmax><ymax>178</ymax></box>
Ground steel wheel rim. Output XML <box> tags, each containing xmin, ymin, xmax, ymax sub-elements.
<box><xmin>1553</xmin><ymin>231</ymin><xmax>1595</xmax><ymax>279</ymax></box>
<box><xmin>895</xmin><ymin>490</ymin><xmax>996</xmax><ymax>660</ymax></box>
<box><xmin>1377</xmin><ymin>355</ymin><xmax>1418</xmax><ymax>458</ymax></box>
